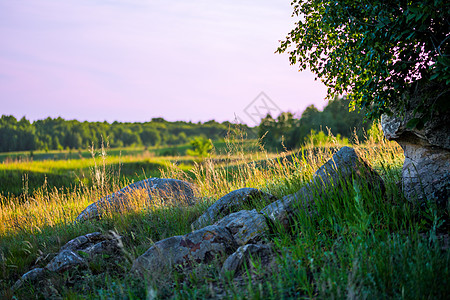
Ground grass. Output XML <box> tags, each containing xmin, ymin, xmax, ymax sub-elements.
<box><xmin>0</xmin><ymin>140</ymin><xmax>247</xmax><ymax>196</ymax></box>
<box><xmin>0</xmin><ymin>128</ymin><xmax>448</xmax><ymax>299</ymax></box>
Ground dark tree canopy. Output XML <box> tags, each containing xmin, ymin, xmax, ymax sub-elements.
<box><xmin>278</xmin><ymin>0</ymin><xmax>449</xmax><ymax>127</ymax></box>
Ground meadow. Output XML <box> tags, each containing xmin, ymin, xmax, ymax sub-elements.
<box><xmin>0</xmin><ymin>128</ymin><xmax>448</xmax><ymax>299</ymax></box>
<box><xmin>0</xmin><ymin>141</ymin><xmax>238</xmax><ymax>197</ymax></box>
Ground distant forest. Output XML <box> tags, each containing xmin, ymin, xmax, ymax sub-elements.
<box><xmin>0</xmin><ymin>97</ymin><xmax>370</xmax><ymax>153</ymax></box>
<box><xmin>0</xmin><ymin>117</ymin><xmax>236</xmax><ymax>152</ymax></box>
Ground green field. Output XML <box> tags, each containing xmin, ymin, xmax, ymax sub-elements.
<box><xmin>1</xmin><ymin>135</ymin><xmax>448</xmax><ymax>299</ymax></box>
<box><xmin>0</xmin><ymin>141</ymin><xmax>241</xmax><ymax>197</ymax></box>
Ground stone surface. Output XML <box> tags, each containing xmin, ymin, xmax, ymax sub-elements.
<box><xmin>131</xmin><ymin>225</ymin><xmax>238</xmax><ymax>277</ymax></box>
<box><xmin>221</xmin><ymin>244</ymin><xmax>274</xmax><ymax>276</ymax></box>
<box><xmin>214</xmin><ymin>209</ymin><xmax>269</xmax><ymax>246</ymax></box>
<box><xmin>382</xmin><ymin>102</ymin><xmax>450</xmax><ymax>207</ymax></box>
<box><xmin>261</xmin><ymin>193</ymin><xmax>300</xmax><ymax>228</ymax></box>
<box><xmin>46</xmin><ymin>250</ymin><xmax>86</xmax><ymax>273</ymax></box>
<box><xmin>192</xmin><ymin>188</ymin><xmax>276</xmax><ymax>229</ymax></box>
<box><xmin>312</xmin><ymin>146</ymin><xmax>384</xmax><ymax>190</ymax></box>
<box><xmin>12</xmin><ymin>232</ymin><xmax>123</xmax><ymax>292</ymax></box>
<box><xmin>262</xmin><ymin>147</ymin><xmax>385</xmax><ymax>227</ymax></box>
<box><xmin>76</xmin><ymin>178</ymin><xmax>198</xmax><ymax>222</ymax></box>
<box><xmin>12</xmin><ymin>268</ymin><xmax>47</xmax><ymax>291</ymax></box>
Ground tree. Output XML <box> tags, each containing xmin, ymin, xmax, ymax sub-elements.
<box><xmin>186</xmin><ymin>137</ymin><xmax>213</xmax><ymax>159</ymax></box>
<box><xmin>278</xmin><ymin>0</ymin><xmax>449</xmax><ymax>127</ymax></box>
<box><xmin>278</xmin><ymin>1</ymin><xmax>450</xmax><ymax>205</ymax></box>
<box><xmin>140</xmin><ymin>126</ymin><xmax>161</xmax><ymax>147</ymax></box>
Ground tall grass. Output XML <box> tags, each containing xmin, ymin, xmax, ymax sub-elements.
<box><xmin>1</xmin><ymin>127</ymin><xmax>448</xmax><ymax>299</ymax></box>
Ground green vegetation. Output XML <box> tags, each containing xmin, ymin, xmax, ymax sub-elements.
<box><xmin>1</xmin><ymin>97</ymin><xmax>370</xmax><ymax>196</ymax></box>
<box><xmin>0</xmin><ymin>115</ymin><xmax>246</xmax><ymax>153</ymax></box>
<box><xmin>0</xmin><ymin>140</ymin><xmax>251</xmax><ymax>197</ymax></box>
<box><xmin>1</xmin><ymin>130</ymin><xmax>448</xmax><ymax>299</ymax></box>
<box><xmin>278</xmin><ymin>0</ymin><xmax>449</xmax><ymax>125</ymax></box>
<box><xmin>258</xmin><ymin>96</ymin><xmax>369</xmax><ymax>151</ymax></box>
<box><xmin>186</xmin><ymin>137</ymin><xmax>213</xmax><ymax>159</ymax></box>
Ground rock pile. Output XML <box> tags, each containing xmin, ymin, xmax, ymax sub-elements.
<box><xmin>13</xmin><ymin>147</ymin><xmax>385</xmax><ymax>296</ymax></box>
<box><xmin>13</xmin><ymin>232</ymin><xmax>123</xmax><ymax>296</ymax></box>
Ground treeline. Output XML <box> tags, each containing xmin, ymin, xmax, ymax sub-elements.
<box><xmin>0</xmin><ymin>116</ymin><xmax>239</xmax><ymax>152</ymax></box>
<box><xmin>259</xmin><ymin>96</ymin><xmax>372</xmax><ymax>150</ymax></box>
<box><xmin>1</xmin><ymin>97</ymin><xmax>370</xmax><ymax>153</ymax></box>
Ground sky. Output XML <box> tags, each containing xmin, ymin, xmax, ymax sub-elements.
<box><xmin>0</xmin><ymin>0</ymin><xmax>328</xmax><ymax>126</ymax></box>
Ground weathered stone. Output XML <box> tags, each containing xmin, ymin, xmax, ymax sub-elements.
<box><xmin>312</xmin><ymin>146</ymin><xmax>384</xmax><ymax>190</ymax></box>
<box><xmin>192</xmin><ymin>188</ymin><xmax>276</xmax><ymax>229</ymax></box>
<box><xmin>214</xmin><ymin>209</ymin><xmax>269</xmax><ymax>246</ymax></box>
<box><xmin>76</xmin><ymin>178</ymin><xmax>198</xmax><ymax>222</ymax></box>
<box><xmin>131</xmin><ymin>225</ymin><xmax>238</xmax><ymax>277</ymax></box>
<box><xmin>12</xmin><ymin>268</ymin><xmax>47</xmax><ymax>291</ymax></box>
<box><xmin>46</xmin><ymin>250</ymin><xmax>86</xmax><ymax>273</ymax></box>
<box><xmin>382</xmin><ymin>101</ymin><xmax>450</xmax><ymax>207</ymax></box>
<box><xmin>12</xmin><ymin>232</ymin><xmax>123</xmax><ymax>292</ymax></box>
<box><xmin>262</xmin><ymin>147</ymin><xmax>384</xmax><ymax>226</ymax></box>
<box><xmin>261</xmin><ymin>193</ymin><xmax>298</xmax><ymax>228</ymax></box>
<box><xmin>221</xmin><ymin>244</ymin><xmax>274</xmax><ymax>276</ymax></box>
<box><xmin>60</xmin><ymin>232</ymin><xmax>104</xmax><ymax>252</ymax></box>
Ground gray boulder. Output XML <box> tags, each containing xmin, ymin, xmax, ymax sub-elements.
<box><xmin>261</xmin><ymin>193</ymin><xmax>300</xmax><ymax>228</ymax></box>
<box><xmin>311</xmin><ymin>146</ymin><xmax>384</xmax><ymax>190</ymax></box>
<box><xmin>76</xmin><ymin>178</ymin><xmax>198</xmax><ymax>222</ymax></box>
<box><xmin>381</xmin><ymin>98</ymin><xmax>450</xmax><ymax>207</ymax></box>
<box><xmin>262</xmin><ymin>146</ymin><xmax>384</xmax><ymax>227</ymax></box>
<box><xmin>12</xmin><ymin>268</ymin><xmax>48</xmax><ymax>291</ymax></box>
<box><xmin>221</xmin><ymin>244</ymin><xmax>274</xmax><ymax>276</ymax></box>
<box><xmin>214</xmin><ymin>209</ymin><xmax>269</xmax><ymax>246</ymax></box>
<box><xmin>46</xmin><ymin>250</ymin><xmax>86</xmax><ymax>273</ymax></box>
<box><xmin>12</xmin><ymin>232</ymin><xmax>122</xmax><ymax>292</ymax></box>
<box><xmin>192</xmin><ymin>188</ymin><xmax>276</xmax><ymax>229</ymax></box>
<box><xmin>131</xmin><ymin>225</ymin><xmax>238</xmax><ymax>278</ymax></box>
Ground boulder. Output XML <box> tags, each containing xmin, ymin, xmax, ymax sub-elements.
<box><xmin>131</xmin><ymin>225</ymin><xmax>238</xmax><ymax>278</ymax></box>
<box><xmin>76</xmin><ymin>178</ymin><xmax>198</xmax><ymax>222</ymax></box>
<box><xmin>192</xmin><ymin>188</ymin><xmax>276</xmax><ymax>229</ymax></box>
<box><xmin>311</xmin><ymin>146</ymin><xmax>384</xmax><ymax>191</ymax></box>
<box><xmin>12</xmin><ymin>232</ymin><xmax>122</xmax><ymax>292</ymax></box>
<box><xmin>262</xmin><ymin>146</ymin><xmax>384</xmax><ymax>227</ymax></box>
<box><xmin>45</xmin><ymin>250</ymin><xmax>86</xmax><ymax>273</ymax></box>
<box><xmin>214</xmin><ymin>209</ymin><xmax>269</xmax><ymax>246</ymax></box>
<box><xmin>381</xmin><ymin>100</ymin><xmax>450</xmax><ymax>207</ymax></box>
<box><xmin>12</xmin><ymin>268</ymin><xmax>48</xmax><ymax>291</ymax></box>
<box><xmin>221</xmin><ymin>244</ymin><xmax>274</xmax><ymax>276</ymax></box>
<box><xmin>261</xmin><ymin>193</ymin><xmax>299</xmax><ymax>228</ymax></box>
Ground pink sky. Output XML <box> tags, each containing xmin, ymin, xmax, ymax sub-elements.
<box><xmin>0</xmin><ymin>0</ymin><xmax>328</xmax><ymax>126</ymax></box>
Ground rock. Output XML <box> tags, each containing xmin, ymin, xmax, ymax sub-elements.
<box><xmin>192</xmin><ymin>188</ymin><xmax>276</xmax><ymax>229</ymax></box>
<box><xmin>131</xmin><ymin>225</ymin><xmax>238</xmax><ymax>277</ymax></box>
<box><xmin>60</xmin><ymin>232</ymin><xmax>104</xmax><ymax>252</ymax></box>
<box><xmin>221</xmin><ymin>244</ymin><xmax>274</xmax><ymax>276</ymax></box>
<box><xmin>312</xmin><ymin>146</ymin><xmax>384</xmax><ymax>190</ymax></box>
<box><xmin>262</xmin><ymin>147</ymin><xmax>384</xmax><ymax>227</ymax></box>
<box><xmin>12</xmin><ymin>268</ymin><xmax>47</xmax><ymax>291</ymax></box>
<box><xmin>382</xmin><ymin>101</ymin><xmax>450</xmax><ymax>207</ymax></box>
<box><xmin>59</xmin><ymin>231</ymin><xmax>122</xmax><ymax>258</ymax></box>
<box><xmin>45</xmin><ymin>250</ymin><xmax>86</xmax><ymax>273</ymax></box>
<box><xmin>214</xmin><ymin>209</ymin><xmax>269</xmax><ymax>246</ymax></box>
<box><xmin>260</xmin><ymin>193</ymin><xmax>299</xmax><ymax>228</ymax></box>
<box><xmin>76</xmin><ymin>178</ymin><xmax>198</xmax><ymax>222</ymax></box>
<box><xmin>12</xmin><ymin>232</ymin><xmax>123</xmax><ymax>292</ymax></box>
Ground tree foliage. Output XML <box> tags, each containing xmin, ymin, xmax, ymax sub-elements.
<box><xmin>258</xmin><ymin>96</ymin><xmax>370</xmax><ymax>150</ymax></box>
<box><xmin>0</xmin><ymin>116</ymin><xmax>244</xmax><ymax>153</ymax></box>
<box><xmin>186</xmin><ymin>136</ymin><xmax>213</xmax><ymax>158</ymax></box>
<box><xmin>278</xmin><ymin>0</ymin><xmax>449</xmax><ymax>125</ymax></box>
